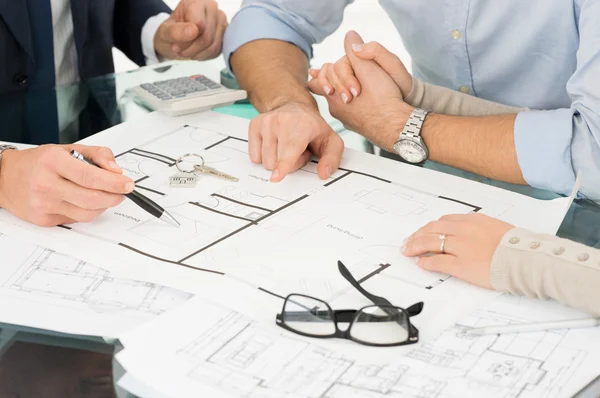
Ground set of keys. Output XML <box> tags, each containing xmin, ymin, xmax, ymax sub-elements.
<box><xmin>169</xmin><ymin>153</ymin><xmax>238</xmax><ymax>187</ymax></box>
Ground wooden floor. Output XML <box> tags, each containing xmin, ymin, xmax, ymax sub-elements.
<box><xmin>0</xmin><ymin>342</ymin><xmax>116</xmax><ymax>398</ymax></box>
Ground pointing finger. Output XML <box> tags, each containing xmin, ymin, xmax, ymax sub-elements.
<box><xmin>315</xmin><ymin>134</ymin><xmax>344</xmax><ymax>180</ymax></box>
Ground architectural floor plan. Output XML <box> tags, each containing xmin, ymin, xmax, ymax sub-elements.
<box><xmin>0</xmin><ymin>233</ymin><xmax>192</xmax><ymax>337</ymax></box>
<box><xmin>57</xmin><ymin>124</ymin><xmax>490</xmax><ymax>302</ymax></box>
<box><xmin>118</xmin><ymin>292</ymin><xmax>600</xmax><ymax>398</ymax></box>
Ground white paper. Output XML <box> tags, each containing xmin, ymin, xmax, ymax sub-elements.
<box><xmin>0</xmin><ymin>110</ymin><xmax>574</xmax><ymax>340</ymax></box>
<box><xmin>0</xmin><ymin>233</ymin><xmax>192</xmax><ymax>338</ymax></box>
<box><xmin>116</xmin><ymin>290</ymin><xmax>600</xmax><ymax>398</ymax></box>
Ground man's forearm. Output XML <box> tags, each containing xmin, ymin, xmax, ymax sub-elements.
<box><xmin>422</xmin><ymin>113</ymin><xmax>527</xmax><ymax>185</ymax></box>
<box><xmin>230</xmin><ymin>40</ymin><xmax>316</xmax><ymax>112</ymax></box>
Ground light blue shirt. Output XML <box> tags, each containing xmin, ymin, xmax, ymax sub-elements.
<box><xmin>223</xmin><ymin>0</ymin><xmax>600</xmax><ymax>201</ymax></box>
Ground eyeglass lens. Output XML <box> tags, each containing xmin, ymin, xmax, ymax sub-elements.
<box><xmin>282</xmin><ymin>295</ymin><xmax>336</xmax><ymax>336</ymax></box>
<box><xmin>350</xmin><ymin>305</ymin><xmax>410</xmax><ymax>345</ymax></box>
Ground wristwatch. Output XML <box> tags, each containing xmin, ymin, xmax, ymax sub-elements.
<box><xmin>393</xmin><ymin>108</ymin><xmax>430</xmax><ymax>164</ymax></box>
<box><xmin>0</xmin><ymin>145</ymin><xmax>17</xmax><ymax>169</ymax></box>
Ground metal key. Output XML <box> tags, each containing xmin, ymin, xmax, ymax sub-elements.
<box><xmin>194</xmin><ymin>164</ymin><xmax>239</xmax><ymax>182</ymax></box>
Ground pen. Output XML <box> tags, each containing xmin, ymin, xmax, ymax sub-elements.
<box><xmin>70</xmin><ymin>150</ymin><xmax>180</xmax><ymax>228</ymax></box>
<box><xmin>466</xmin><ymin>317</ymin><xmax>600</xmax><ymax>336</ymax></box>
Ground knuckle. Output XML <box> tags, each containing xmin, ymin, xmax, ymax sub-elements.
<box><xmin>82</xmin><ymin>191</ymin><xmax>101</xmax><ymax>210</ymax></box>
<box><xmin>80</xmin><ymin>169</ymin><xmax>98</xmax><ymax>188</ymax></box>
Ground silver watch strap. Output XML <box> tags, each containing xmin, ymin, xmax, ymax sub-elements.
<box><xmin>399</xmin><ymin>108</ymin><xmax>429</xmax><ymax>140</ymax></box>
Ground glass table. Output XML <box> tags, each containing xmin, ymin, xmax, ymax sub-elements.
<box><xmin>1</xmin><ymin>60</ymin><xmax>599</xmax><ymax>397</ymax></box>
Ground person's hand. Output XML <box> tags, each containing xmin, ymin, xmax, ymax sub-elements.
<box><xmin>0</xmin><ymin>145</ymin><xmax>134</xmax><ymax>227</ymax></box>
<box><xmin>402</xmin><ymin>213</ymin><xmax>515</xmax><ymax>289</ymax></box>
<box><xmin>248</xmin><ymin>102</ymin><xmax>344</xmax><ymax>183</ymax></box>
<box><xmin>308</xmin><ymin>31</ymin><xmax>413</xmax><ymax>152</ymax></box>
<box><xmin>154</xmin><ymin>0</ymin><xmax>227</xmax><ymax>61</ymax></box>
<box><xmin>309</xmin><ymin>38</ymin><xmax>413</xmax><ymax>104</ymax></box>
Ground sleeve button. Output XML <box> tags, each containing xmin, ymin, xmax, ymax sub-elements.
<box><xmin>529</xmin><ymin>241</ymin><xmax>540</xmax><ymax>249</ymax></box>
<box><xmin>577</xmin><ymin>253</ymin><xmax>590</xmax><ymax>262</ymax></box>
<box><xmin>508</xmin><ymin>237</ymin><xmax>520</xmax><ymax>244</ymax></box>
<box><xmin>553</xmin><ymin>247</ymin><xmax>565</xmax><ymax>255</ymax></box>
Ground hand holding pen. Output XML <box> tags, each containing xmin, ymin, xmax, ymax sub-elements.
<box><xmin>71</xmin><ymin>150</ymin><xmax>180</xmax><ymax>227</ymax></box>
<box><xmin>0</xmin><ymin>144</ymin><xmax>135</xmax><ymax>227</ymax></box>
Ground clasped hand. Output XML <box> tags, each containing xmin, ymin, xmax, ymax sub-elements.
<box><xmin>154</xmin><ymin>0</ymin><xmax>227</xmax><ymax>61</ymax></box>
<box><xmin>308</xmin><ymin>31</ymin><xmax>414</xmax><ymax>152</ymax></box>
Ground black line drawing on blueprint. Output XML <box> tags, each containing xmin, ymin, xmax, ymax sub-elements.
<box><xmin>357</xmin><ymin>246</ymin><xmax>451</xmax><ymax>290</ymax></box>
<box><xmin>66</xmin><ymin>125</ymin><xmax>487</xmax><ymax>283</ymax></box>
<box><xmin>2</xmin><ymin>245</ymin><xmax>192</xmax><ymax>314</ymax></box>
<box><xmin>177</xmin><ymin>309</ymin><xmax>353</xmax><ymax>398</ymax></box>
<box><xmin>166</xmin><ymin>298</ymin><xmax>588</xmax><ymax>398</ymax></box>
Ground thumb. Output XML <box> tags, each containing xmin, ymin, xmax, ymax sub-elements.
<box><xmin>343</xmin><ymin>30</ymin><xmax>365</xmax><ymax>64</ymax></box>
<box><xmin>313</xmin><ymin>134</ymin><xmax>344</xmax><ymax>180</ymax></box>
<box><xmin>165</xmin><ymin>22</ymin><xmax>200</xmax><ymax>43</ymax></box>
<box><xmin>271</xmin><ymin>150</ymin><xmax>312</xmax><ymax>183</ymax></box>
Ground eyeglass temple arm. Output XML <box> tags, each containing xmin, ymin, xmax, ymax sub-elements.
<box><xmin>337</xmin><ymin>261</ymin><xmax>424</xmax><ymax>317</ymax></box>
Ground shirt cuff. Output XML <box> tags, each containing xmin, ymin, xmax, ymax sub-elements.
<box><xmin>223</xmin><ymin>5</ymin><xmax>313</xmax><ymax>77</ymax></box>
<box><xmin>141</xmin><ymin>12</ymin><xmax>171</xmax><ymax>65</ymax></box>
<box><xmin>514</xmin><ymin>109</ymin><xmax>577</xmax><ymax>195</ymax></box>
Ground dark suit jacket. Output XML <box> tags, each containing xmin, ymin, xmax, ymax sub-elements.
<box><xmin>0</xmin><ymin>0</ymin><xmax>171</xmax><ymax>144</ymax></box>
<box><xmin>0</xmin><ymin>0</ymin><xmax>171</xmax><ymax>94</ymax></box>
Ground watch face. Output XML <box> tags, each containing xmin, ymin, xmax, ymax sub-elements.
<box><xmin>395</xmin><ymin>140</ymin><xmax>427</xmax><ymax>164</ymax></box>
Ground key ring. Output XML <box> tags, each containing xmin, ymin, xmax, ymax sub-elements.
<box><xmin>175</xmin><ymin>153</ymin><xmax>204</xmax><ymax>173</ymax></box>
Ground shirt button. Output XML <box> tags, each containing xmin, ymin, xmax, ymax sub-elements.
<box><xmin>577</xmin><ymin>253</ymin><xmax>590</xmax><ymax>262</ymax></box>
<box><xmin>12</xmin><ymin>73</ymin><xmax>28</xmax><ymax>86</ymax></box>
<box><xmin>508</xmin><ymin>237</ymin><xmax>520</xmax><ymax>244</ymax></box>
<box><xmin>529</xmin><ymin>241</ymin><xmax>541</xmax><ymax>249</ymax></box>
<box><xmin>553</xmin><ymin>247</ymin><xmax>565</xmax><ymax>255</ymax></box>
<box><xmin>451</xmin><ymin>30</ymin><xmax>462</xmax><ymax>40</ymax></box>
<box><xmin>459</xmin><ymin>86</ymin><xmax>470</xmax><ymax>94</ymax></box>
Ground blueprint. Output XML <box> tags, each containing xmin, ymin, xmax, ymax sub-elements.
<box><xmin>117</xmin><ymin>289</ymin><xmax>600</xmax><ymax>398</ymax></box>
<box><xmin>0</xmin><ymin>233</ymin><xmax>192</xmax><ymax>338</ymax></box>
<box><xmin>0</xmin><ymin>111</ymin><xmax>576</xmax><ymax>339</ymax></box>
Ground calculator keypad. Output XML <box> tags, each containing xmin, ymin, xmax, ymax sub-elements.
<box><xmin>140</xmin><ymin>75</ymin><xmax>222</xmax><ymax>101</ymax></box>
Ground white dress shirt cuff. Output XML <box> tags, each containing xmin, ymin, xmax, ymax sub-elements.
<box><xmin>141</xmin><ymin>12</ymin><xmax>171</xmax><ymax>65</ymax></box>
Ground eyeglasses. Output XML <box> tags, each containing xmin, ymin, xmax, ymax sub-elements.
<box><xmin>275</xmin><ymin>261</ymin><xmax>423</xmax><ymax>347</ymax></box>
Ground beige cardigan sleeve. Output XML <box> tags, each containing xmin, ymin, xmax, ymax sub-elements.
<box><xmin>490</xmin><ymin>228</ymin><xmax>600</xmax><ymax>316</ymax></box>
<box><xmin>404</xmin><ymin>78</ymin><xmax>526</xmax><ymax>116</ymax></box>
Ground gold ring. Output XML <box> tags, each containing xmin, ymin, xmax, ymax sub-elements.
<box><xmin>440</xmin><ymin>234</ymin><xmax>446</xmax><ymax>253</ymax></box>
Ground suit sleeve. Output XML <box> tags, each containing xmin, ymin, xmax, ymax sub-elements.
<box><xmin>113</xmin><ymin>0</ymin><xmax>172</xmax><ymax>66</ymax></box>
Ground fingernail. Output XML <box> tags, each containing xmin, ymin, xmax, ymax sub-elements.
<box><xmin>172</xmin><ymin>45</ymin><xmax>181</xmax><ymax>53</ymax></box>
<box><xmin>125</xmin><ymin>182</ymin><xmax>135</xmax><ymax>192</ymax></box>
<box><xmin>351</xmin><ymin>87</ymin><xmax>358</xmax><ymax>97</ymax></box>
<box><xmin>271</xmin><ymin>169</ymin><xmax>280</xmax><ymax>180</ymax></box>
<box><xmin>414</xmin><ymin>257</ymin><xmax>421</xmax><ymax>265</ymax></box>
<box><xmin>325</xmin><ymin>166</ymin><xmax>332</xmax><ymax>178</ymax></box>
<box><xmin>109</xmin><ymin>161</ymin><xmax>121</xmax><ymax>170</ymax></box>
<box><xmin>352</xmin><ymin>44</ymin><xmax>363</xmax><ymax>52</ymax></box>
<box><xmin>400</xmin><ymin>245</ymin><xmax>407</xmax><ymax>254</ymax></box>
<box><xmin>324</xmin><ymin>85</ymin><xmax>332</xmax><ymax>95</ymax></box>
<box><xmin>185</xmin><ymin>26</ymin><xmax>195</xmax><ymax>37</ymax></box>
<box><xmin>341</xmin><ymin>93</ymin><xmax>349</xmax><ymax>104</ymax></box>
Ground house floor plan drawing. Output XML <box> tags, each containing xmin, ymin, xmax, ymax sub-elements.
<box><xmin>117</xmin><ymin>292</ymin><xmax>600</xmax><ymax>398</ymax></box>
<box><xmin>49</xmin><ymin>123</ymin><xmax>498</xmax><ymax>302</ymax></box>
<box><xmin>0</xmin><ymin>233</ymin><xmax>192</xmax><ymax>337</ymax></box>
<box><xmin>68</xmin><ymin>124</ymin><xmax>482</xmax><ymax>272</ymax></box>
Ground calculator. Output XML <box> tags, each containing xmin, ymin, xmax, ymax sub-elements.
<box><xmin>132</xmin><ymin>74</ymin><xmax>247</xmax><ymax>116</ymax></box>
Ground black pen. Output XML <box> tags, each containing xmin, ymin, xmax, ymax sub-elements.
<box><xmin>70</xmin><ymin>150</ymin><xmax>180</xmax><ymax>228</ymax></box>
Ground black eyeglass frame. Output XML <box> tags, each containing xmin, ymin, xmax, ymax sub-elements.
<box><xmin>275</xmin><ymin>261</ymin><xmax>424</xmax><ymax>347</ymax></box>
